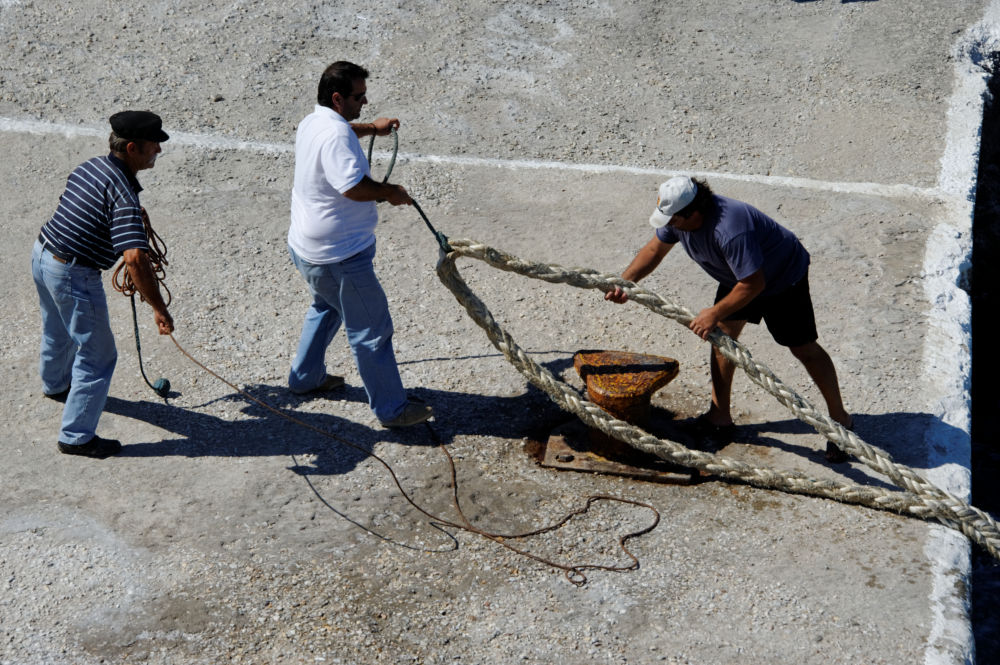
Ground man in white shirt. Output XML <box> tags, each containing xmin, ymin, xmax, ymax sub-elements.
<box><xmin>287</xmin><ymin>61</ymin><xmax>432</xmax><ymax>428</ymax></box>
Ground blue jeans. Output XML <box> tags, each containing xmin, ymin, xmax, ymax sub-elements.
<box><xmin>31</xmin><ymin>239</ymin><xmax>117</xmax><ymax>445</ymax></box>
<box><xmin>288</xmin><ymin>243</ymin><xmax>407</xmax><ymax>421</ymax></box>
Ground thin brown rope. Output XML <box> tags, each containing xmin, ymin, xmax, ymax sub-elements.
<box><xmin>111</xmin><ymin>207</ymin><xmax>171</xmax><ymax>305</ymax></box>
<box><xmin>168</xmin><ymin>333</ymin><xmax>659</xmax><ymax>585</ymax></box>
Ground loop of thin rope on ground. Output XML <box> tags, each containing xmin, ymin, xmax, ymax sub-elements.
<box><xmin>168</xmin><ymin>333</ymin><xmax>661</xmax><ymax>585</ymax></box>
<box><xmin>435</xmin><ymin>238</ymin><xmax>1000</xmax><ymax>561</ymax></box>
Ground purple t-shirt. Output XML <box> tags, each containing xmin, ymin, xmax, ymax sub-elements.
<box><xmin>655</xmin><ymin>194</ymin><xmax>809</xmax><ymax>296</ymax></box>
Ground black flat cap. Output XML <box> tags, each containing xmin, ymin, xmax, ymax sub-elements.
<box><xmin>109</xmin><ymin>110</ymin><xmax>169</xmax><ymax>142</ymax></box>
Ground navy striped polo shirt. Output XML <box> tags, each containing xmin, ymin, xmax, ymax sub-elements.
<box><xmin>39</xmin><ymin>154</ymin><xmax>149</xmax><ymax>270</ymax></box>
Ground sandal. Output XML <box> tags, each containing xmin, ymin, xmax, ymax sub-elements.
<box><xmin>825</xmin><ymin>418</ymin><xmax>854</xmax><ymax>464</ymax></box>
<box><xmin>686</xmin><ymin>413</ymin><xmax>737</xmax><ymax>449</ymax></box>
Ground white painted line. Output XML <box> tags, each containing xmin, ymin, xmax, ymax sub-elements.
<box><xmin>920</xmin><ymin>2</ymin><xmax>1000</xmax><ymax>664</ymax></box>
<box><xmin>1</xmin><ymin>116</ymin><xmax>946</xmax><ymax>202</ymax></box>
<box><xmin>0</xmin><ymin>118</ymin><xmax>105</xmax><ymax>139</ymax></box>
<box><xmin>0</xmin><ymin>118</ymin><xmax>292</xmax><ymax>155</ymax></box>
<box><xmin>404</xmin><ymin>152</ymin><xmax>947</xmax><ymax>201</ymax></box>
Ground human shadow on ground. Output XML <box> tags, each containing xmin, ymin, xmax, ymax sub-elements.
<box><xmin>609</xmin><ymin>404</ymin><xmax>965</xmax><ymax>495</ymax></box>
<box><xmin>106</xmin><ymin>348</ymin><xmax>963</xmax><ymax>497</ymax></box>
<box><xmin>108</xmin><ymin>371</ymin><xmax>965</xmax><ymax>483</ymax></box>
<box><xmin>717</xmin><ymin>411</ymin><xmax>962</xmax><ymax>491</ymax></box>
<box><xmin>104</xmin><ymin>355</ymin><xmax>577</xmax><ymax>478</ymax></box>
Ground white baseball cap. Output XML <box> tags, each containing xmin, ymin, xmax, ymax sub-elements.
<box><xmin>649</xmin><ymin>176</ymin><xmax>697</xmax><ymax>228</ymax></box>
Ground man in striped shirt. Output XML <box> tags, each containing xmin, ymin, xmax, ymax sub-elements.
<box><xmin>32</xmin><ymin>110</ymin><xmax>174</xmax><ymax>459</ymax></box>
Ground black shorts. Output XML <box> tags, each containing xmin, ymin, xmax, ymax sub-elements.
<box><xmin>714</xmin><ymin>270</ymin><xmax>818</xmax><ymax>347</ymax></box>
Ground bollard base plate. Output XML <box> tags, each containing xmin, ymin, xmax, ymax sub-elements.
<box><xmin>538</xmin><ymin>419</ymin><xmax>698</xmax><ymax>485</ymax></box>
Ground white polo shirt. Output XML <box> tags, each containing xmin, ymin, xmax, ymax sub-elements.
<box><xmin>288</xmin><ymin>105</ymin><xmax>377</xmax><ymax>263</ymax></box>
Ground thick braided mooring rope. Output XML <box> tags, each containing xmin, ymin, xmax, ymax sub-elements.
<box><xmin>435</xmin><ymin>238</ymin><xmax>1000</xmax><ymax>561</ymax></box>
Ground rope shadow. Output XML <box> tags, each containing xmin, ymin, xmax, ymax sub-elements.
<box><xmin>737</xmin><ymin>411</ymin><xmax>953</xmax><ymax>473</ymax></box>
<box><xmin>635</xmin><ymin>408</ymin><xmax>915</xmax><ymax>492</ymax></box>
<box><xmin>102</xmin><ymin>355</ymin><xmax>576</xmax><ymax>470</ymax></box>
<box><xmin>104</xmin><ymin>394</ymin><xmax>377</xmax><ymax>473</ymax></box>
<box><xmin>725</xmin><ymin>430</ymin><xmax>898</xmax><ymax>491</ymax></box>
<box><xmin>396</xmin><ymin>349</ymin><xmax>577</xmax><ymax>366</ymax></box>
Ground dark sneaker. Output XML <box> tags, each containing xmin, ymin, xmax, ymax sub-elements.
<box><xmin>44</xmin><ymin>386</ymin><xmax>71</xmax><ymax>403</ymax></box>
<box><xmin>380</xmin><ymin>400</ymin><xmax>433</xmax><ymax>428</ymax></box>
<box><xmin>57</xmin><ymin>436</ymin><xmax>122</xmax><ymax>459</ymax></box>
<box><xmin>290</xmin><ymin>374</ymin><xmax>346</xmax><ymax>395</ymax></box>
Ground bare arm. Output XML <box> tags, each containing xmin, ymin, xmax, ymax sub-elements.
<box><xmin>351</xmin><ymin>117</ymin><xmax>400</xmax><ymax>137</ymax></box>
<box><xmin>122</xmin><ymin>248</ymin><xmax>174</xmax><ymax>335</ymax></box>
<box><xmin>604</xmin><ymin>236</ymin><xmax>675</xmax><ymax>303</ymax></box>
<box><xmin>688</xmin><ymin>268</ymin><xmax>766</xmax><ymax>340</ymax></box>
<box><xmin>343</xmin><ymin>175</ymin><xmax>413</xmax><ymax>206</ymax></box>
<box><xmin>345</xmin><ymin>117</ymin><xmax>409</xmax><ymax>205</ymax></box>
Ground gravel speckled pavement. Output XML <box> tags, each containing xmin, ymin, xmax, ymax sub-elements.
<box><xmin>1</xmin><ymin>1</ymin><xmax>995</xmax><ymax>663</ymax></box>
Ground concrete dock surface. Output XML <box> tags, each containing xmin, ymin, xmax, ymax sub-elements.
<box><xmin>1</xmin><ymin>1</ymin><xmax>997</xmax><ymax>663</ymax></box>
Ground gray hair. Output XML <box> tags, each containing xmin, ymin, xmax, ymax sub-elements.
<box><xmin>108</xmin><ymin>131</ymin><xmax>132</xmax><ymax>153</ymax></box>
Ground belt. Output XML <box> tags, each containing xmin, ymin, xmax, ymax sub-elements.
<box><xmin>38</xmin><ymin>233</ymin><xmax>101</xmax><ymax>270</ymax></box>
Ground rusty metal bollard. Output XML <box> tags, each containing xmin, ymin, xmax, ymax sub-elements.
<box><xmin>534</xmin><ymin>350</ymin><xmax>691</xmax><ymax>483</ymax></box>
<box><xmin>573</xmin><ymin>349</ymin><xmax>680</xmax><ymax>460</ymax></box>
<box><xmin>573</xmin><ymin>349</ymin><xmax>680</xmax><ymax>425</ymax></box>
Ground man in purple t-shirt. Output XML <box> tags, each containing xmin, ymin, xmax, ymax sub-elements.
<box><xmin>605</xmin><ymin>177</ymin><xmax>852</xmax><ymax>462</ymax></box>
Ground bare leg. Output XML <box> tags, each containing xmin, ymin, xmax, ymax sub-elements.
<box><xmin>706</xmin><ymin>319</ymin><xmax>747</xmax><ymax>427</ymax></box>
<box><xmin>788</xmin><ymin>341</ymin><xmax>851</xmax><ymax>427</ymax></box>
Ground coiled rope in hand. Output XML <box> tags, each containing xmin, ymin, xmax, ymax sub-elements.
<box><xmin>111</xmin><ymin>208</ymin><xmax>171</xmax><ymax>306</ymax></box>
<box><xmin>110</xmin><ymin>207</ymin><xmax>171</xmax><ymax>397</ymax></box>
<box><xmin>434</xmin><ymin>237</ymin><xmax>1000</xmax><ymax>561</ymax></box>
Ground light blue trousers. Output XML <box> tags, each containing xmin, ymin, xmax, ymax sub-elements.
<box><xmin>31</xmin><ymin>239</ymin><xmax>117</xmax><ymax>445</ymax></box>
<box><xmin>288</xmin><ymin>243</ymin><xmax>407</xmax><ymax>421</ymax></box>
